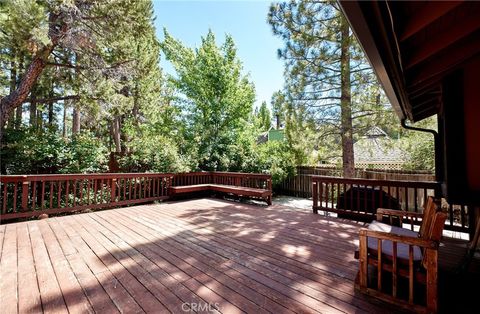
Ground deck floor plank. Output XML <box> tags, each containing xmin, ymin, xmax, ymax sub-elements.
<box><xmin>2</xmin><ymin>197</ymin><xmax>474</xmax><ymax>313</ymax></box>
<box><xmin>16</xmin><ymin>223</ymin><xmax>42</xmax><ymax>314</ymax></box>
<box><xmin>0</xmin><ymin>224</ymin><xmax>18</xmax><ymax>314</ymax></box>
<box><xmin>90</xmin><ymin>210</ymin><xmax>271</xmax><ymax>314</ymax></box>
<box><xmin>36</xmin><ymin>220</ymin><xmax>94</xmax><ymax>314</ymax></box>
<box><xmin>60</xmin><ymin>215</ymin><xmax>159</xmax><ymax>313</ymax></box>
<box><xmin>129</xmin><ymin>205</ymin><xmax>378</xmax><ymax>314</ymax></box>
<box><xmin>47</xmin><ymin>218</ymin><xmax>120</xmax><ymax>314</ymax></box>
<box><xmin>108</xmin><ymin>207</ymin><xmax>345</xmax><ymax>314</ymax></box>
<box><xmin>93</xmin><ymin>209</ymin><xmax>290</xmax><ymax>314</ymax></box>
<box><xmin>137</xmin><ymin>206</ymin><xmax>377</xmax><ymax>313</ymax></box>
<box><xmin>73</xmin><ymin>213</ymin><xmax>213</xmax><ymax>314</ymax></box>
<box><xmin>28</xmin><ymin>222</ymin><xmax>69</xmax><ymax>313</ymax></box>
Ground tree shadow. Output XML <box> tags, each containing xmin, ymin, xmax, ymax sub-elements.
<box><xmin>26</xmin><ymin>198</ymin><xmax>476</xmax><ymax>313</ymax></box>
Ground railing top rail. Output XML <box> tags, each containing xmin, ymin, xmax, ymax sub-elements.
<box><xmin>212</xmin><ymin>171</ymin><xmax>271</xmax><ymax>179</ymax></box>
<box><xmin>0</xmin><ymin>171</ymin><xmax>272</xmax><ymax>183</ymax></box>
<box><xmin>174</xmin><ymin>172</ymin><xmax>211</xmax><ymax>176</ymax></box>
<box><xmin>311</xmin><ymin>175</ymin><xmax>440</xmax><ymax>188</ymax></box>
<box><xmin>0</xmin><ymin>172</ymin><xmax>175</xmax><ymax>182</ymax></box>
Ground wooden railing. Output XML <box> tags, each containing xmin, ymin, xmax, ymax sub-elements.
<box><xmin>0</xmin><ymin>173</ymin><xmax>173</xmax><ymax>221</ymax></box>
<box><xmin>277</xmin><ymin>166</ymin><xmax>434</xmax><ymax>198</ymax></box>
<box><xmin>172</xmin><ymin>172</ymin><xmax>212</xmax><ymax>186</ymax></box>
<box><xmin>312</xmin><ymin>176</ymin><xmax>470</xmax><ymax>234</ymax></box>
<box><xmin>171</xmin><ymin>171</ymin><xmax>272</xmax><ymax>191</ymax></box>
<box><xmin>211</xmin><ymin>172</ymin><xmax>272</xmax><ymax>190</ymax></box>
<box><xmin>0</xmin><ymin>171</ymin><xmax>272</xmax><ymax>221</ymax></box>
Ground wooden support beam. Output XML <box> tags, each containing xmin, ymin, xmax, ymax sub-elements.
<box><xmin>399</xmin><ymin>1</ymin><xmax>463</xmax><ymax>41</ymax></box>
<box><xmin>406</xmin><ymin>32</ymin><xmax>480</xmax><ymax>90</ymax></box>
<box><xmin>404</xmin><ymin>5</ymin><xmax>480</xmax><ymax>70</ymax></box>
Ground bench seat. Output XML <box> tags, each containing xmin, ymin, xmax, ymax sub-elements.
<box><xmin>169</xmin><ymin>184</ymin><xmax>272</xmax><ymax>205</ymax></box>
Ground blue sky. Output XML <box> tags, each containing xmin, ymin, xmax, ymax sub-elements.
<box><xmin>152</xmin><ymin>1</ymin><xmax>285</xmax><ymax>108</ymax></box>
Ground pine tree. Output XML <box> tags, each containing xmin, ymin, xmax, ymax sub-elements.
<box><xmin>269</xmin><ymin>0</ymin><xmax>395</xmax><ymax>177</ymax></box>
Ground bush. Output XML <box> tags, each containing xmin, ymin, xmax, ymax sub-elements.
<box><xmin>118</xmin><ymin>134</ymin><xmax>192</xmax><ymax>173</ymax></box>
<box><xmin>1</xmin><ymin>127</ymin><xmax>108</xmax><ymax>174</ymax></box>
<box><xmin>246</xmin><ymin>141</ymin><xmax>296</xmax><ymax>186</ymax></box>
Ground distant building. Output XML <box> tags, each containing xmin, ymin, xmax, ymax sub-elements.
<box><xmin>257</xmin><ymin>127</ymin><xmax>285</xmax><ymax>144</ymax></box>
<box><xmin>354</xmin><ymin>127</ymin><xmax>405</xmax><ymax>170</ymax></box>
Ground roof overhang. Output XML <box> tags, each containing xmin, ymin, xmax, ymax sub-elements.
<box><xmin>339</xmin><ymin>0</ymin><xmax>480</xmax><ymax>122</ymax></box>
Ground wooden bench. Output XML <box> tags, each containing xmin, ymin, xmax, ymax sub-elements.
<box><xmin>355</xmin><ymin>197</ymin><xmax>447</xmax><ymax>313</ymax></box>
<box><xmin>169</xmin><ymin>172</ymin><xmax>272</xmax><ymax>205</ymax></box>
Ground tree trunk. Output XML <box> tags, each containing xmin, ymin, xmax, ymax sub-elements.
<box><xmin>15</xmin><ymin>54</ymin><xmax>24</xmax><ymax>129</ymax></box>
<box><xmin>72</xmin><ymin>106</ymin><xmax>81</xmax><ymax>134</ymax></box>
<box><xmin>48</xmin><ymin>103</ymin><xmax>54</xmax><ymax>126</ymax></box>
<box><xmin>62</xmin><ymin>102</ymin><xmax>67</xmax><ymax>137</ymax></box>
<box><xmin>340</xmin><ymin>16</ymin><xmax>355</xmax><ymax>178</ymax></box>
<box><xmin>37</xmin><ymin>109</ymin><xmax>43</xmax><ymax>130</ymax></box>
<box><xmin>7</xmin><ymin>53</ymin><xmax>17</xmax><ymax>128</ymax></box>
<box><xmin>48</xmin><ymin>82</ymin><xmax>54</xmax><ymax>126</ymax></box>
<box><xmin>0</xmin><ymin>12</ymin><xmax>63</xmax><ymax>128</ymax></box>
<box><xmin>112</xmin><ymin>115</ymin><xmax>122</xmax><ymax>153</ymax></box>
<box><xmin>29</xmin><ymin>91</ymin><xmax>37</xmax><ymax>128</ymax></box>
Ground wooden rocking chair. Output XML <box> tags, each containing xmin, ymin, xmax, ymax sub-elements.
<box><xmin>355</xmin><ymin>197</ymin><xmax>447</xmax><ymax>313</ymax></box>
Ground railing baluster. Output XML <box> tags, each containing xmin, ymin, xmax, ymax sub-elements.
<box><xmin>41</xmin><ymin>181</ymin><xmax>46</xmax><ymax>210</ymax></box>
<box><xmin>93</xmin><ymin>179</ymin><xmax>97</xmax><ymax>204</ymax></box>
<box><xmin>409</xmin><ymin>245</ymin><xmax>414</xmax><ymax>304</ymax></box>
<box><xmin>73</xmin><ymin>180</ymin><xmax>77</xmax><ymax>207</ymax></box>
<box><xmin>49</xmin><ymin>182</ymin><xmax>54</xmax><ymax>209</ymax></box>
<box><xmin>2</xmin><ymin>183</ymin><xmax>7</xmax><ymax>214</ymax></box>
<box><xmin>87</xmin><ymin>179</ymin><xmax>91</xmax><ymax>204</ymax></box>
<box><xmin>31</xmin><ymin>181</ymin><xmax>36</xmax><ymax>211</ymax></box>
<box><xmin>57</xmin><ymin>181</ymin><xmax>62</xmax><ymax>208</ymax></box>
<box><xmin>414</xmin><ymin>188</ymin><xmax>418</xmax><ymax>212</ymax></box>
<box><xmin>405</xmin><ymin>186</ymin><xmax>409</xmax><ymax>212</ymax></box>
<box><xmin>392</xmin><ymin>241</ymin><xmax>398</xmax><ymax>298</ymax></box>
<box><xmin>377</xmin><ymin>239</ymin><xmax>382</xmax><ymax>291</ymax></box>
<box><xmin>13</xmin><ymin>182</ymin><xmax>18</xmax><ymax>212</ymax></box>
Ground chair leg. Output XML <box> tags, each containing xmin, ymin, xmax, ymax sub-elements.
<box><xmin>425</xmin><ymin>249</ymin><xmax>438</xmax><ymax>313</ymax></box>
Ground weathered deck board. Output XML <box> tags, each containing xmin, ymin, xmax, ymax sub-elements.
<box><xmin>0</xmin><ymin>198</ymin><xmax>477</xmax><ymax>313</ymax></box>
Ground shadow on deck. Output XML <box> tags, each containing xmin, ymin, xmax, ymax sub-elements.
<box><xmin>0</xmin><ymin>198</ymin><xmax>477</xmax><ymax>313</ymax></box>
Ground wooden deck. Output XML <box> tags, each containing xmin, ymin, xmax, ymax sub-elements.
<box><xmin>0</xmin><ymin>198</ymin><xmax>478</xmax><ymax>313</ymax></box>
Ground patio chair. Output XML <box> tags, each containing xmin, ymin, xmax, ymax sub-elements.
<box><xmin>355</xmin><ymin>196</ymin><xmax>447</xmax><ymax>313</ymax></box>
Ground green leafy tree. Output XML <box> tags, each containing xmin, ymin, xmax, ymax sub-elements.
<box><xmin>401</xmin><ymin>116</ymin><xmax>436</xmax><ymax>171</ymax></box>
<box><xmin>255</xmin><ymin>101</ymin><xmax>272</xmax><ymax>132</ymax></box>
<box><xmin>161</xmin><ymin>29</ymin><xmax>255</xmax><ymax>170</ymax></box>
<box><xmin>269</xmin><ymin>1</ymin><xmax>396</xmax><ymax>176</ymax></box>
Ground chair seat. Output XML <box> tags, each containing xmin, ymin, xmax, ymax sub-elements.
<box><xmin>367</xmin><ymin>221</ymin><xmax>423</xmax><ymax>261</ymax></box>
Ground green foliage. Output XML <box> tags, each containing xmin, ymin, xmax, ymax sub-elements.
<box><xmin>161</xmin><ymin>29</ymin><xmax>255</xmax><ymax>171</ymax></box>
<box><xmin>118</xmin><ymin>133</ymin><xmax>192</xmax><ymax>173</ymax></box>
<box><xmin>1</xmin><ymin>128</ymin><xmax>107</xmax><ymax>174</ymax></box>
<box><xmin>254</xmin><ymin>101</ymin><xmax>272</xmax><ymax>132</ymax></box>
<box><xmin>400</xmin><ymin>117</ymin><xmax>436</xmax><ymax>171</ymax></box>
<box><xmin>251</xmin><ymin>141</ymin><xmax>296</xmax><ymax>185</ymax></box>
<box><xmin>269</xmin><ymin>1</ymin><xmax>397</xmax><ymax>169</ymax></box>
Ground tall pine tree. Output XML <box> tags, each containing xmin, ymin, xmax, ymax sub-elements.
<box><xmin>269</xmin><ymin>0</ymin><xmax>395</xmax><ymax>177</ymax></box>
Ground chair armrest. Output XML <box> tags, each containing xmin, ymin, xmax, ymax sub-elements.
<box><xmin>359</xmin><ymin>228</ymin><xmax>438</xmax><ymax>249</ymax></box>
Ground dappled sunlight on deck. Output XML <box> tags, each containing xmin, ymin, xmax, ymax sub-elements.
<box><xmin>1</xmin><ymin>198</ymin><xmax>476</xmax><ymax>313</ymax></box>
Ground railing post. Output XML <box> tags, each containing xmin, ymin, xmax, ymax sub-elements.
<box><xmin>21</xmin><ymin>177</ymin><xmax>29</xmax><ymax>212</ymax></box>
<box><xmin>111</xmin><ymin>178</ymin><xmax>116</xmax><ymax>203</ymax></box>
<box><xmin>267</xmin><ymin>177</ymin><xmax>272</xmax><ymax>205</ymax></box>
<box><xmin>312</xmin><ymin>181</ymin><xmax>318</xmax><ymax>214</ymax></box>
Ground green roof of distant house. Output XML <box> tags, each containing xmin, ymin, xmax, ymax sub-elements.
<box><xmin>268</xmin><ymin>129</ymin><xmax>284</xmax><ymax>141</ymax></box>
